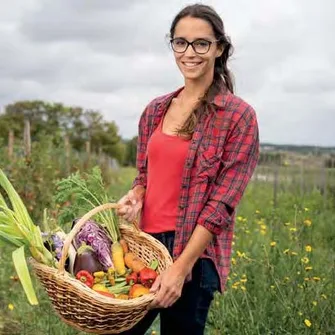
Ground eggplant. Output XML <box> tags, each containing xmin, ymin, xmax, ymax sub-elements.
<box><xmin>73</xmin><ymin>243</ymin><xmax>104</xmax><ymax>276</ymax></box>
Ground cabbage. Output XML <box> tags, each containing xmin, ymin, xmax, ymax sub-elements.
<box><xmin>73</xmin><ymin>219</ymin><xmax>113</xmax><ymax>270</ymax></box>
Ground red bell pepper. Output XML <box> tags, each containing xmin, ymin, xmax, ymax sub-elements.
<box><xmin>139</xmin><ymin>267</ymin><xmax>158</xmax><ymax>288</ymax></box>
<box><xmin>76</xmin><ymin>270</ymin><xmax>94</xmax><ymax>288</ymax></box>
<box><xmin>126</xmin><ymin>272</ymin><xmax>138</xmax><ymax>285</ymax></box>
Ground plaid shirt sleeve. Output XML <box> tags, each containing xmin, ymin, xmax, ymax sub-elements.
<box><xmin>132</xmin><ymin>106</ymin><xmax>150</xmax><ymax>189</ymax></box>
<box><xmin>197</xmin><ymin>105</ymin><xmax>260</xmax><ymax>235</ymax></box>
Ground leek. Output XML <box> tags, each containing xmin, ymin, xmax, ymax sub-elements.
<box><xmin>0</xmin><ymin>168</ymin><xmax>55</xmax><ymax>305</ymax></box>
<box><xmin>12</xmin><ymin>246</ymin><xmax>38</xmax><ymax>305</ymax></box>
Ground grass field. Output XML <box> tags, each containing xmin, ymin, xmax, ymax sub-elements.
<box><xmin>0</xmin><ymin>166</ymin><xmax>334</xmax><ymax>335</ymax></box>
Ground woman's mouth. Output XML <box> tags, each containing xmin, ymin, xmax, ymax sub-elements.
<box><xmin>181</xmin><ymin>61</ymin><xmax>203</xmax><ymax>69</ymax></box>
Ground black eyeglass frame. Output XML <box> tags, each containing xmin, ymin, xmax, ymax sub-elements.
<box><xmin>169</xmin><ymin>37</ymin><xmax>221</xmax><ymax>54</ymax></box>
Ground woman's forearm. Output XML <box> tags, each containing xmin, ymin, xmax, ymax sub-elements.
<box><xmin>174</xmin><ymin>225</ymin><xmax>213</xmax><ymax>275</ymax></box>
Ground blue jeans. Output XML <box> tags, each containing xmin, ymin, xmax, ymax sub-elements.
<box><xmin>119</xmin><ymin>231</ymin><xmax>220</xmax><ymax>335</ymax></box>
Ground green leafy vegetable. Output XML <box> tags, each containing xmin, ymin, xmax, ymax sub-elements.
<box><xmin>53</xmin><ymin>166</ymin><xmax>120</xmax><ymax>242</ymax></box>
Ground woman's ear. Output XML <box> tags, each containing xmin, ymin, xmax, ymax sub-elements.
<box><xmin>216</xmin><ymin>45</ymin><xmax>224</xmax><ymax>58</ymax></box>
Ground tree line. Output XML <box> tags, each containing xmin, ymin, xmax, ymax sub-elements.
<box><xmin>0</xmin><ymin>100</ymin><xmax>137</xmax><ymax>166</ymax></box>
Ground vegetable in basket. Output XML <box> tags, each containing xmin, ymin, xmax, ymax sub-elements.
<box><xmin>73</xmin><ymin>242</ymin><xmax>104</xmax><ymax>275</ymax></box>
<box><xmin>73</xmin><ymin>219</ymin><xmax>112</xmax><ymax>271</ymax></box>
<box><xmin>54</xmin><ymin>167</ymin><xmax>127</xmax><ymax>275</ymax></box>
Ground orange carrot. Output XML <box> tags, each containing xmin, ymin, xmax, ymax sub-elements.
<box><xmin>119</xmin><ymin>239</ymin><xmax>129</xmax><ymax>254</ymax></box>
<box><xmin>124</xmin><ymin>252</ymin><xmax>145</xmax><ymax>273</ymax></box>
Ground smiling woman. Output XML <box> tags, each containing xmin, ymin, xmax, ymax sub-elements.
<box><xmin>116</xmin><ymin>3</ymin><xmax>259</xmax><ymax>335</ymax></box>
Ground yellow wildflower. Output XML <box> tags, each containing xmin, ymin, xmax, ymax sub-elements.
<box><xmin>304</xmin><ymin>278</ymin><xmax>310</xmax><ymax>282</ymax></box>
<box><xmin>255</xmin><ymin>210</ymin><xmax>260</xmax><ymax>214</ymax></box>
<box><xmin>232</xmin><ymin>272</ymin><xmax>238</xmax><ymax>277</ymax></box>
<box><xmin>321</xmin><ymin>294</ymin><xmax>327</xmax><ymax>300</ymax></box>
<box><xmin>313</xmin><ymin>277</ymin><xmax>321</xmax><ymax>282</ymax></box>
<box><xmin>270</xmin><ymin>241</ymin><xmax>277</xmax><ymax>247</ymax></box>
<box><xmin>301</xmin><ymin>257</ymin><xmax>309</xmax><ymax>264</ymax></box>
<box><xmin>304</xmin><ymin>207</ymin><xmax>309</xmax><ymax>211</ymax></box>
<box><xmin>289</xmin><ymin>227</ymin><xmax>297</xmax><ymax>232</ymax></box>
<box><xmin>232</xmin><ymin>241</ymin><xmax>235</xmax><ymax>246</ymax></box>
<box><xmin>304</xmin><ymin>319</ymin><xmax>312</xmax><ymax>327</ymax></box>
<box><xmin>240</xmin><ymin>286</ymin><xmax>247</xmax><ymax>291</ymax></box>
<box><xmin>260</xmin><ymin>230</ymin><xmax>266</xmax><ymax>236</ymax></box>
<box><xmin>304</xmin><ymin>219</ymin><xmax>312</xmax><ymax>227</ymax></box>
<box><xmin>261</xmin><ymin>224</ymin><xmax>267</xmax><ymax>230</ymax></box>
<box><xmin>291</xmin><ymin>251</ymin><xmax>298</xmax><ymax>256</ymax></box>
<box><xmin>237</xmin><ymin>216</ymin><xmax>243</xmax><ymax>222</ymax></box>
<box><xmin>312</xmin><ymin>301</ymin><xmax>317</xmax><ymax>306</ymax></box>
<box><xmin>240</xmin><ymin>278</ymin><xmax>247</xmax><ymax>283</ymax></box>
<box><xmin>242</xmin><ymin>218</ymin><xmax>247</xmax><ymax>223</ymax></box>
<box><xmin>270</xmin><ymin>285</ymin><xmax>275</xmax><ymax>289</ymax></box>
<box><xmin>237</xmin><ymin>251</ymin><xmax>246</xmax><ymax>258</ymax></box>
<box><xmin>284</xmin><ymin>222</ymin><xmax>291</xmax><ymax>226</ymax></box>
<box><xmin>245</xmin><ymin>229</ymin><xmax>250</xmax><ymax>234</ymax></box>
<box><xmin>305</xmin><ymin>245</ymin><xmax>312</xmax><ymax>252</ymax></box>
<box><xmin>284</xmin><ymin>277</ymin><xmax>290</xmax><ymax>282</ymax></box>
<box><xmin>298</xmin><ymin>311</ymin><xmax>303</xmax><ymax>316</ymax></box>
<box><xmin>305</xmin><ymin>266</ymin><xmax>313</xmax><ymax>271</ymax></box>
<box><xmin>231</xmin><ymin>257</ymin><xmax>236</xmax><ymax>265</ymax></box>
<box><xmin>283</xmin><ymin>249</ymin><xmax>290</xmax><ymax>254</ymax></box>
<box><xmin>298</xmin><ymin>284</ymin><xmax>303</xmax><ymax>289</ymax></box>
<box><xmin>8</xmin><ymin>304</ymin><xmax>14</xmax><ymax>311</ymax></box>
<box><xmin>297</xmin><ymin>271</ymin><xmax>301</xmax><ymax>275</ymax></box>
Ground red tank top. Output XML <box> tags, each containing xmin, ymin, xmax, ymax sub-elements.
<box><xmin>140</xmin><ymin>120</ymin><xmax>190</xmax><ymax>233</ymax></box>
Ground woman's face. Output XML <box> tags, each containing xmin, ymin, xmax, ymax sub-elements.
<box><xmin>171</xmin><ymin>16</ymin><xmax>223</xmax><ymax>82</ymax></box>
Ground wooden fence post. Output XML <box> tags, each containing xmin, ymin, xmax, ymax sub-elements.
<box><xmin>24</xmin><ymin>119</ymin><xmax>31</xmax><ymax>161</ymax></box>
<box><xmin>8</xmin><ymin>130</ymin><xmax>14</xmax><ymax>159</ymax></box>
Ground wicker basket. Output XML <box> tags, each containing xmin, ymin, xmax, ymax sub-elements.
<box><xmin>30</xmin><ymin>203</ymin><xmax>173</xmax><ymax>334</ymax></box>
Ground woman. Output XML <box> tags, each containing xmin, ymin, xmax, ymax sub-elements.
<box><xmin>117</xmin><ymin>4</ymin><xmax>259</xmax><ymax>335</ymax></box>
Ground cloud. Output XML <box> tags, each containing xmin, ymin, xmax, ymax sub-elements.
<box><xmin>0</xmin><ymin>0</ymin><xmax>334</xmax><ymax>145</ymax></box>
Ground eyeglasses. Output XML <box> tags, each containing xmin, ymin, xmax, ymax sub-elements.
<box><xmin>170</xmin><ymin>37</ymin><xmax>220</xmax><ymax>54</ymax></box>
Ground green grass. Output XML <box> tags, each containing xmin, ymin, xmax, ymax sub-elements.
<box><xmin>1</xmin><ymin>167</ymin><xmax>334</xmax><ymax>334</ymax></box>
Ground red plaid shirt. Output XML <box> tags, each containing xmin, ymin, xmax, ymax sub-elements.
<box><xmin>133</xmin><ymin>85</ymin><xmax>259</xmax><ymax>291</ymax></box>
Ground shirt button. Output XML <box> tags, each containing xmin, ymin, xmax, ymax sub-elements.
<box><xmin>182</xmin><ymin>184</ymin><xmax>187</xmax><ymax>189</ymax></box>
<box><xmin>179</xmin><ymin>204</ymin><xmax>186</xmax><ymax>209</ymax></box>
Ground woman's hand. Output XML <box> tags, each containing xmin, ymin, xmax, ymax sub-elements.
<box><xmin>117</xmin><ymin>187</ymin><xmax>144</xmax><ymax>222</ymax></box>
<box><xmin>148</xmin><ymin>261</ymin><xmax>191</xmax><ymax>309</ymax></box>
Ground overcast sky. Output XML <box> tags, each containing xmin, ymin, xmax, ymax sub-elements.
<box><xmin>0</xmin><ymin>0</ymin><xmax>334</xmax><ymax>146</ymax></box>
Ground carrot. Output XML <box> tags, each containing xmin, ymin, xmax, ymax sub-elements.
<box><xmin>111</xmin><ymin>242</ymin><xmax>126</xmax><ymax>275</ymax></box>
<box><xmin>119</xmin><ymin>239</ymin><xmax>129</xmax><ymax>254</ymax></box>
<box><xmin>124</xmin><ymin>252</ymin><xmax>145</xmax><ymax>273</ymax></box>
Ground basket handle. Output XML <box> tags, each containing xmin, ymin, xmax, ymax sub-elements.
<box><xmin>57</xmin><ymin>203</ymin><xmax>140</xmax><ymax>274</ymax></box>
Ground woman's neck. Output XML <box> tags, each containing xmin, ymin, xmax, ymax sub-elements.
<box><xmin>181</xmin><ymin>73</ymin><xmax>214</xmax><ymax>102</ymax></box>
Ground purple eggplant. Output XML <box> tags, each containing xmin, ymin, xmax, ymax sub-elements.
<box><xmin>73</xmin><ymin>243</ymin><xmax>104</xmax><ymax>275</ymax></box>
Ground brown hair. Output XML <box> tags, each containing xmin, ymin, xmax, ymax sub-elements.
<box><xmin>169</xmin><ymin>4</ymin><xmax>234</xmax><ymax>137</ymax></box>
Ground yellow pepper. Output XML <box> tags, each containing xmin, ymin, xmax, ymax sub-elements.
<box><xmin>94</xmin><ymin>271</ymin><xmax>105</xmax><ymax>278</ymax></box>
<box><xmin>92</xmin><ymin>284</ymin><xmax>109</xmax><ymax>293</ymax></box>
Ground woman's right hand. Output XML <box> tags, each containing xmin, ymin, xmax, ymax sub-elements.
<box><xmin>117</xmin><ymin>187</ymin><xmax>144</xmax><ymax>223</ymax></box>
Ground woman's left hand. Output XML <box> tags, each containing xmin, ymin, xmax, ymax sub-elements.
<box><xmin>148</xmin><ymin>262</ymin><xmax>191</xmax><ymax>309</ymax></box>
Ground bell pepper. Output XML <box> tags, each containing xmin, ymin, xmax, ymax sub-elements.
<box><xmin>139</xmin><ymin>267</ymin><xmax>158</xmax><ymax>288</ymax></box>
<box><xmin>76</xmin><ymin>270</ymin><xmax>94</xmax><ymax>288</ymax></box>
<box><xmin>129</xmin><ymin>284</ymin><xmax>150</xmax><ymax>298</ymax></box>
<box><xmin>92</xmin><ymin>283</ymin><xmax>109</xmax><ymax>293</ymax></box>
<box><xmin>126</xmin><ymin>272</ymin><xmax>138</xmax><ymax>285</ymax></box>
<box><xmin>93</xmin><ymin>271</ymin><xmax>105</xmax><ymax>283</ymax></box>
